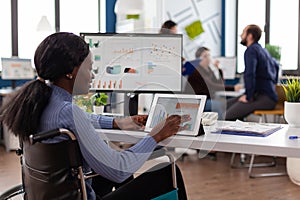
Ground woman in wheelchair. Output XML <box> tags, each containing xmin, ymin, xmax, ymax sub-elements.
<box><xmin>0</xmin><ymin>32</ymin><xmax>188</xmax><ymax>200</ymax></box>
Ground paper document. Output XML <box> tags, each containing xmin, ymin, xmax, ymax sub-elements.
<box><xmin>216</xmin><ymin>120</ymin><xmax>282</xmax><ymax>135</ymax></box>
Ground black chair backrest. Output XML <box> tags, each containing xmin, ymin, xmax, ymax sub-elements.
<box><xmin>21</xmin><ymin>130</ymin><xmax>83</xmax><ymax>200</ymax></box>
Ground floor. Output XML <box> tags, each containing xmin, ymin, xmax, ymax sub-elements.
<box><xmin>1</xmin><ymin>144</ymin><xmax>300</xmax><ymax>200</ymax></box>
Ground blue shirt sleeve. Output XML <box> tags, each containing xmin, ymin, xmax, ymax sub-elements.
<box><xmin>182</xmin><ymin>59</ymin><xmax>200</xmax><ymax>76</ymax></box>
<box><xmin>87</xmin><ymin>113</ymin><xmax>114</xmax><ymax>129</ymax></box>
<box><xmin>61</xmin><ymin>104</ymin><xmax>157</xmax><ymax>183</ymax></box>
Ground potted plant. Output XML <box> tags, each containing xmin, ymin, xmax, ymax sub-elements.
<box><xmin>74</xmin><ymin>94</ymin><xmax>93</xmax><ymax>113</ymax></box>
<box><xmin>282</xmin><ymin>77</ymin><xmax>300</xmax><ymax>127</ymax></box>
<box><xmin>90</xmin><ymin>93</ymin><xmax>108</xmax><ymax>114</ymax></box>
<box><xmin>283</xmin><ymin>77</ymin><xmax>300</xmax><ymax>186</ymax></box>
<box><xmin>265</xmin><ymin>44</ymin><xmax>281</xmax><ymax>63</ymax></box>
<box><xmin>266</xmin><ymin>44</ymin><xmax>282</xmax><ymax>79</ymax></box>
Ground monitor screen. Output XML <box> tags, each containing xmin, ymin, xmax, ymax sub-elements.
<box><xmin>1</xmin><ymin>57</ymin><xmax>35</xmax><ymax>80</ymax></box>
<box><xmin>213</xmin><ymin>56</ymin><xmax>237</xmax><ymax>80</ymax></box>
<box><xmin>80</xmin><ymin>33</ymin><xmax>182</xmax><ymax>92</ymax></box>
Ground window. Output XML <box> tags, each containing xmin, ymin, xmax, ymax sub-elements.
<box><xmin>236</xmin><ymin>0</ymin><xmax>300</xmax><ymax>74</ymax></box>
<box><xmin>236</xmin><ymin>0</ymin><xmax>266</xmax><ymax>73</ymax></box>
<box><xmin>0</xmin><ymin>0</ymin><xmax>11</xmax><ymax>59</ymax></box>
<box><xmin>18</xmin><ymin>0</ymin><xmax>55</xmax><ymax>60</ymax></box>
<box><xmin>270</xmin><ymin>0</ymin><xmax>299</xmax><ymax>71</ymax></box>
<box><xmin>60</xmin><ymin>0</ymin><xmax>99</xmax><ymax>35</ymax></box>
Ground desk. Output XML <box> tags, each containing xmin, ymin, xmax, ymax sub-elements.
<box><xmin>0</xmin><ymin>88</ymin><xmax>15</xmax><ymax>96</ymax></box>
<box><xmin>96</xmin><ymin>121</ymin><xmax>300</xmax><ymax>158</ymax></box>
<box><xmin>215</xmin><ymin>89</ymin><xmax>245</xmax><ymax>98</ymax></box>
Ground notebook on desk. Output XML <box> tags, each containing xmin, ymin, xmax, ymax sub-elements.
<box><xmin>212</xmin><ymin>120</ymin><xmax>283</xmax><ymax>137</ymax></box>
<box><xmin>144</xmin><ymin>94</ymin><xmax>207</xmax><ymax>136</ymax></box>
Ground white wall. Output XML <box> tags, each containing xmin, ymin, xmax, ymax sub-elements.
<box><xmin>115</xmin><ymin>0</ymin><xmax>224</xmax><ymax>58</ymax></box>
<box><xmin>115</xmin><ymin>0</ymin><xmax>163</xmax><ymax>33</ymax></box>
<box><xmin>160</xmin><ymin>0</ymin><xmax>222</xmax><ymax>60</ymax></box>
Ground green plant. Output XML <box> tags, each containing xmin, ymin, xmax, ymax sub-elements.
<box><xmin>282</xmin><ymin>77</ymin><xmax>300</xmax><ymax>102</ymax></box>
<box><xmin>74</xmin><ymin>94</ymin><xmax>93</xmax><ymax>113</ymax></box>
<box><xmin>90</xmin><ymin>93</ymin><xmax>108</xmax><ymax>106</ymax></box>
<box><xmin>265</xmin><ymin>44</ymin><xmax>281</xmax><ymax>63</ymax></box>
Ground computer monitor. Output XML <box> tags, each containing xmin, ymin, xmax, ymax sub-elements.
<box><xmin>1</xmin><ymin>57</ymin><xmax>35</xmax><ymax>80</ymax></box>
<box><xmin>80</xmin><ymin>33</ymin><xmax>183</xmax><ymax>93</ymax></box>
<box><xmin>213</xmin><ymin>56</ymin><xmax>237</xmax><ymax>80</ymax></box>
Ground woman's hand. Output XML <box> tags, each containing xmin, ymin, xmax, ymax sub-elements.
<box><xmin>149</xmin><ymin>114</ymin><xmax>191</xmax><ymax>143</ymax></box>
<box><xmin>113</xmin><ymin>115</ymin><xmax>148</xmax><ymax>130</ymax></box>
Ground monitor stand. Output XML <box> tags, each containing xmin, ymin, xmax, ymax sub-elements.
<box><xmin>11</xmin><ymin>80</ymin><xmax>16</xmax><ymax>89</ymax></box>
<box><xmin>124</xmin><ymin>93</ymin><xmax>139</xmax><ymax>116</ymax></box>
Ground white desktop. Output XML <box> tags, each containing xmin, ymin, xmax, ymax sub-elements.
<box><xmin>96</xmin><ymin>121</ymin><xmax>300</xmax><ymax>158</ymax></box>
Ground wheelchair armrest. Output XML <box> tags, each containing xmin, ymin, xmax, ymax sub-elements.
<box><xmin>147</xmin><ymin>148</ymin><xmax>177</xmax><ymax>188</ymax></box>
<box><xmin>29</xmin><ymin>128</ymin><xmax>76</xmax><ymax>144</ymax></box>
<box><xmin>84</xmin><ymin>171</ymin><xmax>100</xmax><ymax>180</ymax></box>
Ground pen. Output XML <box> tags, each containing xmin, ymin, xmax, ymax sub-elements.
<box><xmin>289</xmin><ymin>135</ymin><xmax>299</xmax><ymax>140</ymax></box>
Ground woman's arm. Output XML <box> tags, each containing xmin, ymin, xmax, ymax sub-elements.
<box><xmin>65</xmin><ymin>105</ymin><xmax>157</xmax><ymax>183</ymax></box>
<box><xmin>87</xmin><ymin>113</ymin><xmax>147</xmax><ymax>130</ymax></box>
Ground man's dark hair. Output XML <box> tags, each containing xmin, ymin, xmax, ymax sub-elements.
<box><xmin>246</xmin><ymin>24</ymin><xmax>262</xmax><ymax>43</ymax></box>
<box><xmin>159</xmin><ymin>20</ymin><xmax>177</xmax><ymax>34</ymax></box>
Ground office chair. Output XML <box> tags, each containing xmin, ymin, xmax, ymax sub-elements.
<box><xmin>0</xmin><ymin>129</ymin><xmax>179</xmax><ymax>200</ymax></box>
<box><xmin>249</xmin><ymin>84</ymin><xmax>287</xmax><ymax>178</ymax></box>
<box><xmin>252</xmin><ymin>84</ymin><xmax>286</xmax><ymax>123</ymax></box>
<box><xmin>231</xmin><ymin>84</ymin><xmax>287</xmax><ymax>178</ymax></box>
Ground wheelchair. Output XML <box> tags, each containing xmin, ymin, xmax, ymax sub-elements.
<box><xmin>0</xmin><ymin>129</ymin><xmax>178</xmax><ymax>200</ymax></box>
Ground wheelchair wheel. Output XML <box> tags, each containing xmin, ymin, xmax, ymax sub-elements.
<box><xmin>0</xmin><ymin>185</ymin><xmax>24</xmax><ymax>200</ymax></box>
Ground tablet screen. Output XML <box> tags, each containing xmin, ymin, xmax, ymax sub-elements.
<box><xmin>149</xmin><ymin>97</ymin><xmax>202</xmax><ymax>132</ymax></box>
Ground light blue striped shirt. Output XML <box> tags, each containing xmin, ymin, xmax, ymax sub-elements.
<box><xmin>40</xmin><ymin>85</ymin><xmax>157</xmax><ymax>200</ymax></box>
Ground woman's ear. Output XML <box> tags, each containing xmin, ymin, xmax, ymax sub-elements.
<box><xmin>68</xmin><ymin>66</ymin><xmax>79</xmax><ymax>80</ymax></box>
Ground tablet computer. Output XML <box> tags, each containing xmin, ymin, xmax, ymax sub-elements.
<box><xmin>145</xmin><ymin>94</ymin><xmax>207</xmax><ymax>136</ymax></box>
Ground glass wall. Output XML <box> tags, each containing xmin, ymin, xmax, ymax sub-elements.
<box><xmin>0</xmin><ymin>0</ymin><xmax>12</xmax><ymax>60</ymax></box>
<box><xmin>60</xmin><ymin>0</ymin><xmax>99</xmax><ymax>35</ymax></box>
<box><xmin>236</xmin><ymin>0</ymin><xmax>299</xmax><ymax>74</ymax></box>
<box><xmin>237</xmin><ymin>0</ymin><xmax>266</xmax><ymax>73</ymax></box>
<box><xmin>18</xmin><ymin>0</ymin><xmax>55</xmax><ymax>60</ymax></box>
<box><xmin>270</xmin><ymin>0</ymin><xmax>299</xmax><ymax>70</ymax></box>
<box><xmin>3</xmin><ymin>1</ymin><xmax>300</xmax><ymax>75</ymax></box>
